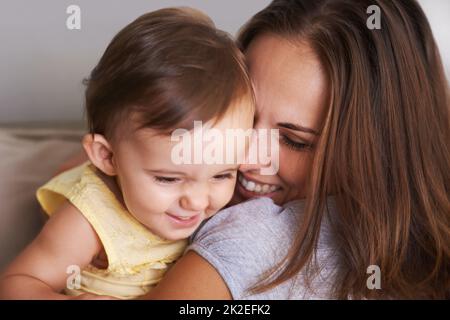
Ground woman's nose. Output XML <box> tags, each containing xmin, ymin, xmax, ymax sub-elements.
<box><xmin>239</xmin><ymin>160</ymin><xmax>264</xmax><ymax>174</ymax></box>
<box><xmin>239</xmin><ymin>125</ymin><xmax>278</xmax><ymax>176</ymax></box>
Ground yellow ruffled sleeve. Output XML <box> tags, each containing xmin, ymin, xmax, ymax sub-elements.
<box><xmin>36</xmin><ymin>162</ymin><xmax>90</xmax><ymax>216</ymax></box>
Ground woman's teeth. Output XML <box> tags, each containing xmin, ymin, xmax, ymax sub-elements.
<box><xmin>238</xmin><ymin>175</ymin><xmax>279</xmax><ymax>194</ymax></box>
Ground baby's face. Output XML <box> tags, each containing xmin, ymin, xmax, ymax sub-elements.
<box><xmin>111</xmin><ymin>105</ymin><xmax>253</xmax><ymax>240</ymax></box>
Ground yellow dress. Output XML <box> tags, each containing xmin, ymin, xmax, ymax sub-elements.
<box><xmin>36</xmin><ymin>162</ymin><xmax>188</xmax><ymax>299</ymax></box>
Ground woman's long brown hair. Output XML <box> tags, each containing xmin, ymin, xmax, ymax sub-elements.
<box><xmin>239</xmin><ymin>0</ymin><xmax>450</xmax><ymax>299</ymax></box>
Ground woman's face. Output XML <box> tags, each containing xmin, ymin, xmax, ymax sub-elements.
<box><xmin>234</xmin><ymin>34</ymin><xmax>328</xmax><ymax>205</ymax></box>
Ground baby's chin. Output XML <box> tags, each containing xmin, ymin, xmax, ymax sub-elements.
<box><xmin>139</xmin><ymin>217</ymin><xmax>203</xmax><ymax>242</ymax></box>
<box><xmin>145</xmin><ymin>227</ymin><xmax>194</xmax><ymax>242</ymax></box>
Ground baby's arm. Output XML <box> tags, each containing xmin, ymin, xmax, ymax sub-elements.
<box><xmin>0</xmin><ymin>201</ymin><xmax>103</xmax><ymax>299</ymax></box>
<box><xmin>139</xmin><ymin>251</ymin><xmax>232</xmax><ymax>300</ymax></box>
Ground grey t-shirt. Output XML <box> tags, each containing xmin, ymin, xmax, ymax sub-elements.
<box><xmin>186</xmin><ymin>196</ymin><xmax>339</xmax><ymax>299</ymax></box>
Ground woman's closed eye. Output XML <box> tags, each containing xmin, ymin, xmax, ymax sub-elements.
<box><xmin>280</xmin><ymin>134</ymin><xmax>313</xmax><ymax>151</ymax></box>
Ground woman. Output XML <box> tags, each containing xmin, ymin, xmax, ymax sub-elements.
<box><xmin>40</xmin><ymin>0</ymin><xmax>450</xmax><ymax>299</ymax></box>
<box><xmin>140</xmin><ymin>0</ymin><xmax>450</xmax><ymax>299</ymax></box>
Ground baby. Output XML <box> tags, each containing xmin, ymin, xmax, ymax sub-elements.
<box><xmin>0</xmin><ymin>8</ymin><xmax>254</xmax><ymax>299</ymax></box>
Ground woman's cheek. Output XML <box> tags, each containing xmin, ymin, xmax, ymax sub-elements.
<box><xmin>278</xmin><ymin>150</ymin><xmax>313</xmax><ymax>191</ymax></box>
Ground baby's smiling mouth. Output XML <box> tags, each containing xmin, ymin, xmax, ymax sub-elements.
<box><xmin>164</xmin><ymin>212</ymin><xmax>201</xmax><ymax>229</ymax></box>
<box><xmin>166</xmin><ymin>212</ymin><xmax>199</xmax><ymax>221</ymax></box>
<box><xmin>238</xmin><ymin>174</ymin><xmax>282</xmax><ymax>195</ymax></box>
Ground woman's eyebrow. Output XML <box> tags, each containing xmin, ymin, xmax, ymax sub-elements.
<box><xmin>277</xmin><ymin>122</ymin><xmax>319</xmax><ymax>135</ymax></box>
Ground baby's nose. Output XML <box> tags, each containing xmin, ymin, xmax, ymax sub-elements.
<box><xmin>180</xmin><ymin>191</ymin><xmax>209</xmax><ymax>213</ymax></box>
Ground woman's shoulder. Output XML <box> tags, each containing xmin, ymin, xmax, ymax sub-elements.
<box><xmin>191</xmin><ymin>197</ymin><xmax>302</xmax><ymax>246</ymax></box>
<box><xmin>187</xmin><ymin>196</ymin><xmax>337</xmax><ymax>299</ymax></box>
<box><xmin>186</xmin><ymin>197</ymin><xmax>303</xmax><ymax>299</ymax></box>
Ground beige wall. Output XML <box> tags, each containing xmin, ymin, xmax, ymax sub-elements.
<box><xmin>0</xmin><ymin>0</ymin><xmax>448</xmax><ymax>124</ymax></box>
<box><xmin>0</xmin><ymin>0</ymin><xmax>271</xmax><ymax>124</ymax></box>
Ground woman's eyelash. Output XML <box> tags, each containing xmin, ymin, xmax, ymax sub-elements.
<box><xmin>280</xmin><ymin>135</ymin><xmax>312</xmax><ymax>151</ymax></box>
<box><xmin>153</xmin><ymin>176</ymin><xmax>181</xmax><ymax>184</ymax></box>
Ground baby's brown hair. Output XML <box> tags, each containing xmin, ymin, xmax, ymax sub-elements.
<box><xmin>84</xmin><ymin>7</ymin><xmax>254</xmax><ymax>139</ymax></box>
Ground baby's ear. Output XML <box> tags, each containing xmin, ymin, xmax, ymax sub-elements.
<box><xmin>82</xmin><ymin>134</ymin><xmax>117</xmax><ymax>176</ymax></box>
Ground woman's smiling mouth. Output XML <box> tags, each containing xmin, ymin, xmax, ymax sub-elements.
<box><xmin>237</xmin><ymin>174</ymin><xmax>282</xmax><ymax>197</ymax></box>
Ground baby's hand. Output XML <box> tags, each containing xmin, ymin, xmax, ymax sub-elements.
<box><xmin>70</xmin><ymin>293</ymin><xmax>119</xmax><ymax>300</ymax></box>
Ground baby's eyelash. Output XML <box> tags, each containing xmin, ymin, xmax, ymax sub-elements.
<box><xmin>153</xmin><ymin>176</ymin><xmax>181</xmax><ymax>184</ymax></box>
<box><xmin>153</xmin><ymin>173</ymin><xmax>235</xmax><ymax>184</ymax></box>
<box><xmin>213</xmin><ymin>173</ymin><xmax>234</xmax><ymax>180</ymax></box>
<box><xmin>280</xmin><ymin>135</ymin><xmax>312</xmax><ymax>151</ymax></box>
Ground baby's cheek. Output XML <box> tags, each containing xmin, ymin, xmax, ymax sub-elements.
<box><xmin>139</xmin><ymin>187</ymin><xmax>175</xmax><ymax>212</ymax></box>
<box><xmin>212</xmin><ymin>182</ymin><xmax>236</xmax><ymax>209</ymax></box>
<box><xmin>122</xmin><ymin>182</ymin><xmax>162</xmax><ymax>214</ymax></box>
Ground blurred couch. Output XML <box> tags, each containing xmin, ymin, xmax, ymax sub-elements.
<box><xmin>0</xmin><ymin>126</ymin><xmax>83</xmax><ymax>271</ymax></box>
